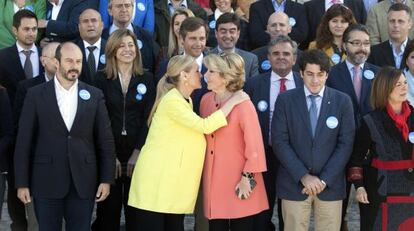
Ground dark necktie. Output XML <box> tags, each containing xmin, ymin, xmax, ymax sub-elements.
<box><xmin>309</xmin><ymin>95</ymin><xmax>318</xmax><ymax>137</ymax></box>
<box><xmin>22</xmin><ymin>50</ymin><xmax>33</xmax><ymax>79</ymax></box>
<box><xmin>87</xmin><ymin>46</ymin><xmax>97</xmax><ymax>78</ymax></box>
<box><xmin>279</xmin><ymin>78</ymin><xmax>287</xmax><ymax>93</ymax></box>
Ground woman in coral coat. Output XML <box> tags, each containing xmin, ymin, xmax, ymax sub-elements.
<box><xmin>128</xmin><ymin>54</ymin><xmax>248</xmax><ymax>231</ymax></box>
<box><xmin>200</xmin><ymin>53</ymin><xmax>268</xmax><ymax>231</ymax></box>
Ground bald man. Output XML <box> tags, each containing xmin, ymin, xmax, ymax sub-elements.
<box><xmin>253</xmin><ymin>12</ymin><xmax>301</xmax><ymax>75</ymax></box>
<box><xmin>14</xmin><ymin>42</ymin><xmax>115</xmax><ymax>231</ymax></box>
<box><xmin>75</xmin><ymin>9</ymin><xmax>106</xmax><ymax>85</ymax></box>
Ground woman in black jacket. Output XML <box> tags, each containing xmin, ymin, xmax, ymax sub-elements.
<box><xmin>349</xmin><ymin>66</ymin><xmax>414</xmax><ymax>231</ymax></box>
<box><xmin>92</xmin><ymin>29</ymin><xmax>155</xmax><ymax>231</ymax></box>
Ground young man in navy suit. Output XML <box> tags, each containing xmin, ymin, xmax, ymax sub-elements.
<box><xmin>272</xmin><ymin>49</ymin><xmax>355</xmax><ymax>231</ymax></box>
<box><xmin>245</xmin><ymin>34</ymin><xmax>303</xmax><ymax>231</ymax></box>
<box><xmin>14</xmin><ymin>42</ymin><xmax>115</xmax><ymax>231</ymax></box>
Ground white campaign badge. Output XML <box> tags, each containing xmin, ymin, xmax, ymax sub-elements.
<box><xmin>137</xmin><ymin>83</ymin><xmax>147</xmax><ymax>95</ymax></box>
<box><xmin>409</xmin><ymin>132</ymin><xmax>414</xmax><ymax>144</ymax></box>
<box><xmin>261</xmin><ymin>60</ymin><xmax>271</xmax><ymax>71</ymax></box>
<box><xmin>331</xmin><ymin>54</ymin><xmax>340</xmax><ymax>64</ymax></box>
<box><xmin>137</xmin><ymin>2</ymin><xmax>146</xmax><ymax>11</ymax></box>
<box><xmin>326</xmin><ymin>116</ymin><xmax>339</xmax><ymax>129</ymax></box>
<box><xmin>289</xmin><ymin>17</ymin><xmax>296</xmax><ymax>27</ymax></box>
<box><xmin>257</xmin><ymin>100</ymin><xmax>268</xmax><ymax>112</ymax></box>
<box><xmin>364</xmin><ymin>70</ymin><xmax>375</xmax><ymax>80</ymax></box>
<box><xmin>99</xmin><ymin>54</ymin><xmax>106</xmax><ymax>64</ymax></box>
<box><xmin>79</xmin><ymin>89</ymin><xmax>91</xmax><ymax>100</ymax></box>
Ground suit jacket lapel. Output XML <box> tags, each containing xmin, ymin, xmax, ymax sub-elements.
<box><xmin>339</xmin><ymin>62</ymin><xmax>358</xmax><ymax>104</ymax></box>
<box><xmin>296</xmin><ymin>87</ymin><xmax>313</xmax><ymax>138</ymax></box>
<box><xmin>10</xmin><ymin>45</ymin><xmax>26</xmax><ymax>82</ymax></box>
<box><xmin>262</xmin><ymin>73</ymin><xmax>271</xmax><ymax>138</ymax></box>
<box><xmin>98</xmin><ymin>40</ymin><xmax>107</xmax><ymax>70</ymax></box>
<box><xmin>314</xmin><ymin>87</ymin><xmax>330</xmax><ymax>138</ymax></box>
<box><xmin>385</xmin><ymin>42</ymin><xmax>396</xmax><ymax>67</ymax></box>
<box><xmin>70</xmin><ymin>82</ymin><xmax>86</xmax><ymax>133</ymax></box>
<box><xmin>360</xmin><ymin>65</ymin><xmax>373</xmax><ymax>108</ymax></box>
<box><xmin>44</xmin><ymin>80</ymin><xmax>69</xmax><ymax>133</ymax></box>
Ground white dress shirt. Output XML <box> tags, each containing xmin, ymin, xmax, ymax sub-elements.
<box><xmin>304</xmin><ymin>85</ymin><xmax>325</xmax><ymax>118</ymax></box>
<box><xmin>390</xmin><ymin>38</ymin><xmax>408</xmax><ymax>69</ymax></box>
<box><xmin>109</xmin><ymin>23</ymin><xmax>134</xmax><ymax>35</ymax></box>
<box><xmin>16</xmin><ymin>42</ymin><xmax>40</xmax><ymax>78</ymax></box>
<box><xmin>51</xmin><ymin>0</ymin><xmax>64</xmax><ymax>20</ymax></box>
<box><xmin>325</xmin><ymin>0</ymin><xmax>344</xmax><ymax>11</ymax></box>
<box><xmin>345</xmin><ymin>59</ymin><xmax>365</xmax><ymax>83</ymax></box>
<box><xmin>54</xmin><ymin>77</ymin><xmax>78</xmax><ymax>131</ymax></box>
<box><xmin>83</xmin><ymin>39</ymin><xmax>101</xmax><ymax>71</ymax></box>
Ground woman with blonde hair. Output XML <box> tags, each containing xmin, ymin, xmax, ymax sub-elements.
<box><xmin>167</xmin><ymin>8</ymin><xmax>195</xmax><ymax>58</ymax></box>
<box><xmin>128</xmin><ymin>54</ymin><xmax>248</xmax><ymax>231</ymax></box>
<box><xmin>93</xmin><ymin>29</ymin><xmax>156</xmax><ymax>230</ymax></box>
<box><xmin>201</xmin><ymin>52</ymin><xmax>268</xmax><ymax>231</ymax></box>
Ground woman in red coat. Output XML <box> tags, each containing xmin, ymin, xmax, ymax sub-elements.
<box><xmin>200</xmin><ymin>52</ymin><xmax>268</xmax><ymax>231</ymax></box>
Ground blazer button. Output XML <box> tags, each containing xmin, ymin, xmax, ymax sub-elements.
<box><xmin>408</xmin><ymin>168</ymin><xmax>413</xmax><ymax>173</ymax></box>
<box><xmin>68</xmin><ymin>135</ymin><xmax>72</xmax><ymax>139</ymax></box>
<box><xmin>210</xmin><ymin>151</ymin><xmax>213</xmax><ymax>155</ymax></box>
<box><xmin>211</xmin><ymin>134</ymin><xmax>214</xmax><ymax>138</ymax></box>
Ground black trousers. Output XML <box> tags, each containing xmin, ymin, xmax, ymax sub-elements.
<box><xmin>7</xmin><ymin>168</ymin><xmax>28</xmax><ymax>231</ymax></box>
<box><xmin>209</xmin><ymin>214</ymin><xmax>255</xmax><ymax>231</ymax></box>
<box><xmin>92</xmin><ymin>176</ymin><xmax>137</xmax><ymax>231</ymax></box>
<box><xmin>253</xmin><ymin>146</ymin><xmax>283</xmax><ymax>231</ymax></box>
<box><xmin>135</xmin><ymin>208</ymin><xmax>184</xmax><ymax>231</ymax></box>
<box><xmin>34</xmin><ymin>182</ymin><xmax>94</xmax><ymax>231</ymax></box>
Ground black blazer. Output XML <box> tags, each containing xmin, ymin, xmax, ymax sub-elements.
<box><xmin>0</xmin><ymin>86</ymin><xmax>13</xmax><ymax>172</ymax></box>
<box><xmin>248</xmin><ymin>0</ymin><xmax>308</xmax><ymax>49</ymax></box>
<box><xmin>304</xmin><ymin>0</ymin><xmax>367</xmax><ymax>47</ymax></box>
<box><xmin>45</xmin><ymin>0</ymin><xmax>89</xmax><ymax>41</ymax></box>
<box><xmin>244</xmin><ymin>71</ymin><xmax>303</xmax><ymax>146</ymax></box>
<box><xmin>102</xmin><ymin>25</ymin><xmax>158</xmax><ymax>73</ymax></box>
<box><xmin>75</xmin><ymin>38</ymin><xmax>107</xmax><ymax>85</ymax></box>
<box><xmin>367</xmin><ymin>40</ymin><xmax>407</xmax><ymax>69</ymax></box>
<box><xmin>327</xmin><ymin>61</ymin><xmax>379</xmax><ymax>127</ymax></box>
<box><xmin>14</xmin><ymin>80</ymin><xmax>115</xmax><ymax>199</ymax></box>
<box><xmin>94</xmin><ymin>71</ymin><xmax>155</xmax><ymax>161</ymax></box>
<box><xmin>0</xmin><ymin>44</ymin><xmax>42</xmax><ymax>105</ymax></box>
<box><xmin>252</xmin><ymin>45</ymin><xmax>302</xmax><ymax>73</ymax></box>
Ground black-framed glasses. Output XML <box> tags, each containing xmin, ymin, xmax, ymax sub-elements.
<box><xmin>347</xmin><ymin>40</ymin><xmax>371</xmax><ymax>47</ymax></box>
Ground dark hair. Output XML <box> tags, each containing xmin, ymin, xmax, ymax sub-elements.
<box><xmin>315</xmin><ymin>4</ymin><xmax>356</xmax><ymax>49</ymax></box>
<box><xmin>215</xmin><ymin>12</ymin><xmax>240</xmax><ymax>31</ymax></box>
<box><xmin>342</xmin><ymin>24</ymin><xmax>370</xmax><ymax>43</ymax></box>
<box><xmin>388</xmin><ymin>2</ymin><xmax>412</xmax><ymax>17</ymax></box>
<box><xmin>299</xmin><ymin>49</ymin><xmax>331</xmax><ymax>73</ymax></box>
<box><xmin>179</xmin><ymin>17</ymin><xmax>209</xmax><ymax>40</ymax></box>
<box><xmin>13</xmin><ymin>9</ymin><xmax>38</xmax><ymax>29</ymax></box>
<box><xmin>402</xmin><ymin>40</ymin><xmax>414</xmax><ymax>70</ymax></box>
<box><xmin>55</xmin><ymin>43</ymin><xmax>63</xmax><ymax>62</ymax></box>
<box><xmin>370</xmin><ymin>66</ymin><xmax>403</xmax><ymax>109</ymax></box>
<box><xmin>209</xmin><ymin>0</ymin><xmax>237</xmax><ymax>12</ymax></box>
<box><xmin>267</xmin><ymin>34</ymin><xmax>298</xmax><ymax>55</ymax></box>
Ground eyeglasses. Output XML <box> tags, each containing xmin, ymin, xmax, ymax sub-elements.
<box><xmin>113</xmin><ymin>3</ymin><xmax>132</xmax><ymax>10</ymax></box>
<box><xmin>347</xmin><ymin>40</ymin><xmax>371</xmax><ymax>47</ymax></box>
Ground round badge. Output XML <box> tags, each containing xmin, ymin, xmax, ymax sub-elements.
<box><xmin>46</xmin><ymin>10</ymin><xmax>52</xmax><ymax>19</ymax></box>
<box><xmin>363</xmin><ymin>70</ymin><xmax>375</xmax><ymax>80</ymax></box>
<box><xmin>79</xmin><ymin>89</ymin><xmax>91</xmax><ymax>100</ymax></box>
<box><xmin>137</xmin><ymin>83</ymin><xmax>147</xmax><ymax>95</ymax></box>
<box><xmin>99</xmin><ymin>54</ymin><xmax>106</xmax><ymax>64</ymax></box>
<box><xmin>331</xmin><ymin>54</ymin><xmax>341</xmax><ymax>64</ymax></box>
<box><xmin>257</xmin><ymin>100</ymin><xmax>268</xmax><ymax>112</ymax></box>
<box><xmin>25</xmin><ymin>5</ymin><xmax>34</xmax><ymax>12</ymax></box>
<box><xmin>261</xmin><ymin>60</ymin><xmax>271</xmax><ymax>71</ymax></box>
<box><xmin>136</xmin><ymin>94</ymin><xmax>143</xmax><ymax>101</ymax></box>
<box><xmin>209</xmin><ymin>20</ymin><xmax>216</xmax><ymax>29</ymax></box>
<box><xmin>409</xmin><ymin>132</ymin><xmax>414</xmax><ymax>144</ymax></box>
<box><xmin>326</xmin><ymin>116</ymin><xmax>339</xmax><ymax>129</ymax></box>
<box><xmin>289</xmin><ymin>17</ymin><xmax>296</xmax><ymax>27</ymax></box>
<box><xmin>137</xmin><ymin>2</ymin><xmax>146</xmax><ymax>11</ymax></box>
<box><xmin>137</xmin><ymin>39</ymin><xmax>143</xmax><ymax>50</ymax></box>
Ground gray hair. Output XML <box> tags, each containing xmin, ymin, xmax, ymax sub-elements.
<box><xmin>267</xmin><ymin>34</ymin><xmax>298</xmax><ymax>55</ymax></box>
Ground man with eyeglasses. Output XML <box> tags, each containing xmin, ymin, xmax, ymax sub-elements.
<box><xmin>327</xmin><ymin>24</ymin><xmax>379</xmax><ymax>231</ymax></box>
<box><xmin>368</xmin><ymin>3</ymin><xmax>412</xmax><ymax>69</ymax></box>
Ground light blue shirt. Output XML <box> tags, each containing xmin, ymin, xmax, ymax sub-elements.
<box><xmin>168</xmin><ymin>0</ymin><xmax>188</xmax><ymax>16</ymax></box>
<box><xmin>304</xmin><ymin>85</ymin><xmax>325</xmax><ymax>118</ymax></box>
<box><xmin>272</xmin><ymin>0</ymin><xmax>286</xmax><ymax>12</ymax></box>
<box><xmin>404</xmin><ymin>69</ymin><xmax>414</xmax><ymax>106</ymax></box>
<box><xmin>390</xmin><ymin>38</ymin><xmax>408</xmax><ymax>69</ymax></box>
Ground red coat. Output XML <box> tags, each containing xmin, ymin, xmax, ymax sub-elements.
<box><xmin>200</xmin><ymin>92</ymin><xmax>269</xmax><ymax>219</ymax></box>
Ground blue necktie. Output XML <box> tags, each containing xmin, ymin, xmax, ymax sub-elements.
<box><xmin>309</xmin><ymin>95</ymin><xmax>318</xmax><ymax>137</ymax></box>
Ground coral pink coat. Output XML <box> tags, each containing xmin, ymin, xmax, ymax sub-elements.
<box><xmin>200</xmin><ymin>92</ymin><xmax>269</xmax><ymax>219</ymax></box>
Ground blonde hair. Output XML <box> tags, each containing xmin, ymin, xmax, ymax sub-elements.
<box><xmin>148</xmin><ymin>55</ymin><xmax>195</xmax><ymax>125</ymax></box>
<box><xmin>167</xmin><ymin>9</ymin><xmax>195</xmax><ymax>58</ymax></box>
<box><xmin>203</xmin><ymin>52</ymin><xmax>245</xmax><ymax>92</ymax></box>
<box><xmin>104</xmin><ymin>29</ymin><xmax>144</xmax><ymax>80</ymax></box>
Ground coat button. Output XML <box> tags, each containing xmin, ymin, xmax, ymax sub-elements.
<box><xmin>210</xmin><ymin>151</ymin><xmax>213</xmax><ymax>155</ymax></box>
<box><xmin>68</xmin><ymin>136</ymin><xmax>71</xmax><ymax>139</ymax></box>
<box><xmin>211</xmin><ymin>134</ymin><xmax>214</xmax><ymax>138</ymax></box>
<box><xmin>408</xmin><ymin>168</ymin><xmax>413</xmax><ymax>173</ymax></box>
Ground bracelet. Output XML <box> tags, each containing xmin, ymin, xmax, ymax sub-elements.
<box><xmin>242</xmin><ymin>172</ymin><xmax>254</xmax><ymax>179</ymax></box>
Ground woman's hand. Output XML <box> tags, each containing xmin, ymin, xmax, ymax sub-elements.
<box><xmin>115</xmin><ymin>158</ymin><xmax>122</xmax><ymax>179</ymax></box>
<box><xmin>127</xmin><ymin>149</ymin><xmax>140</xmax><ymax>177</ymax></box>
<box><xmin>356</xmin><ymin>187</ymin><xmax>369</xmax><ymax>204</ymax></box>
<box><xmin>221</xmin><ymin>90</ymin><xmax>250</xmax><ymax>116</ymax></box>
<box><xmin>235</xmin><ymin>175</ymin><xmax>253</xmax><ymax>200</ymax></box>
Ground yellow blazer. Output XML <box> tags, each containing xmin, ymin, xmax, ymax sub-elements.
<box><xmin>308</xmin><ymin>41</ymin><xmax>347</xmax><ymax>65</ymax></box>
<box><xmin>128</xmin><ymin>88</ymin><xmax>227</xmax><ymax>213</ymax></box>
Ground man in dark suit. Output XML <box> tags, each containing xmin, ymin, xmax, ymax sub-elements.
<box><xmin>75</xmin><ymin>9</ymin><xmax>106</xmax><ymax>85</ymax></box>
<box><xmin>327</xmin><ymin>24</ymin><xmax>379</xmax><ymax>231</ymax></box>
<box><xmin>272</xmin><ymin>49</ymin><xmax>355</xmax><ymax>231</ymax></box>
<box><xmin>368</xmin><ymin>3</ymin><xmax>412</xmax><ymax>69</ymax></box>
<box><xmin>102</xmin><ymin>0</ymin><xmax>157</xmax><ymax>73</ymax></box>
<box><xmin>14</xmin><ymin>42</ymin><xmax>115</xmax><ymax>231</ymax></box>
<box><xmin>0</xmin><ymin>10</ymin><xmax>42</xmax><ymax>231</ymax></box>
<box><xmin>252</xmin><ymin>11</ymin><xmax>301</xmax><ymax>74</ymax></box>
<box><xmin>304</xmin><ymin>0</ymin><xmax>366</xmax><ymax>48</ymax></box>
<box><xmin>39</xmin><ymin>0</ymin><xmax>90</xmax><ymax>45</ymax></box>
<box><xmin>248</xmin><ymin>0</ymin><xmax>308</xmax><ymax>49</ymax></box>
<box><xmin>209</xmin><ymin>13</ymin><xmax>259</xmax><ymax>78</ymax></box>
<box><xmin>245</xmin><ymin>34</ymin><xmax>303</xmax><ymax>231</ymax></box>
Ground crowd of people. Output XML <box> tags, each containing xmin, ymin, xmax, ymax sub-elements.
<box><xmin>1</xmin><ymin>0</ymin><xmax>414</xmax><ymax>231</ymax></box>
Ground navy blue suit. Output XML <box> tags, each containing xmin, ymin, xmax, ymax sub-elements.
<box><xmin>367</xmin><ymin>40</ymin><xmax>406</xmax><ymax>69</ymax></box>
<box><xmin>45</xmin><ymin>0</ymin><xmax>90</xmax><ymax>41</ymax></box>
<box><xmin>0</xmin><ymin>86</ymin><xmax>13</xmax><ymax>173</ymax></box>
<box><xmin>102</xmin><ymin>25</ymin><xmax>158</xmax><ymax>73</ymax></box>
<box><xmin>272</xmin><ymin>86</ymin><xmax>355</xmax><ymax>201</ymax></box>
<box><xmin>75</xmin><ymin>39</ymin><xmax>107</xmax><ymax>85</ymax></box>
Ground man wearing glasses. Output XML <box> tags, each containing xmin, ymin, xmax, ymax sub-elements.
<box><xmin>327</xmin><ymin>23</ymin><xmax>379</xmax><ymax>231</ymax></box>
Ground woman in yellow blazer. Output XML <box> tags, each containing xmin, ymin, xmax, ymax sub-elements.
<box><xmin>128</xmin><ymin>54</ymin><xmax>248</xmax><ymax>231</ymax></box>
<box><xmin>308</xmin><ymin>4</ymin><xmax>355</xmax><ymax>66</ymax></box>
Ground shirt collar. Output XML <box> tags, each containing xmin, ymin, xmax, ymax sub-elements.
<box><xmin>16</xmin><ymin>42</ymin><xmax>36</xmax><ymax>53</ymax></box>
<box><xmin>391</xmin><ymin>0</ymin><xmax>406</xmax><ymax>4</ymax></box>
<box><xmin>83</xmin><ymin>38</ymin><xmax>101</xmax><ymax>51</ymax></box>
<box><xmin>345</xmin><ymin>59</ymin><xmax>365</xmax><ymax>72</ymax></box>
<box><xmin>271</xmin><ymin>70</ymin><xmax>294</xmax><ymax>82</ymax></box>
<box><xmin>109</xmin><ymin>23</ymin><xmax>134</xmax><ymax>35</ymax></box>
<box><xmin>51</xmin><ymin>0</ymin><xmax>64</xmax><ymax>7</ymax></box>
<box><xmin>304</xmin><ymin>85</ymin><xmax>325</xmax><ymax>98</ymax></box>
<box><xmin>272</xmin><ymin>0</ymin><xmax>286</xmax><ymax>8</ymax></box>
<box><xmin>214</xmin><ymin>8</ymin><xmax>234</xmax><ymax>20</ymax></box>
<box><xmin>217</xmin><ymin>46</ymin><xmax>236</xmax><ymax>53</ymax></box>
<box><xmin>389</xmin><ymin>38</ymin><xmax>408</xmax><ymax>53</ymax></box>
<box><xmin>54</xmin><ymin>77</ymin><xmax>78</xmax><ymax>93</ymax></box>
<box><xmin>168</xmin><ymin>0</ymin><xmax>188</xmax><ymax>8</ymax></box>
